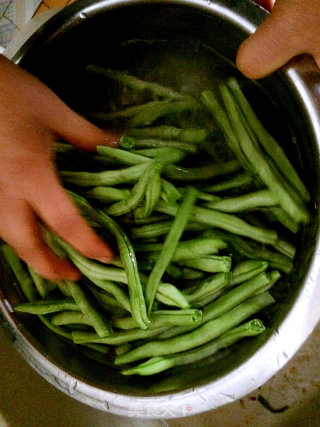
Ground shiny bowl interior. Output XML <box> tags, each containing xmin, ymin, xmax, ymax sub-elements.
<box><xmin>0</xmin><ymin>0</ymin><xmax>319</xmax><ymax>417</ymax></box>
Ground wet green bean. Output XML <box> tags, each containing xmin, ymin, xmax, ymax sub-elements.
<box><xmin>60</xmin><ymin>162</ymin><xmax>150</xmax><ymax>187</ymax></box>
<box><xmin>15</xmin><ymin>298</ymin><xmax>80</xmax><ymax>315</ymax></box>
<box><xmin>145</xmin><ymin>187</ymin><xmax>198</xmax><ymax>313</ymax></box>
<box><xmin>128</xmin><ymin>125</ymin><xmax>207</xmax><ymax>143</ymax></box>
<box><xmin>66</xmin><ymin>280</ymin><xmax>111</xmax><ymax>337</ymax></box>
<box><xmin>113</xmin><ymin>309</ymin><xmax>203</xmax><ymax>330</ymax></box>
<box><xmin>164</xmin><ymin>159</ymin><xmax>241</xmax><ymax>181</ymax></box>
<box><xmin>121</xmin><ymin>318</ymin><xmax>265</xmax><ymax>375</ymax></box>
<box><xmin>115</xmin><ymin>292</ymin><xmax>274</xmax><ymax>364</ymax></box>
<box><xmin>176</xmin><ymin>255</ymin><xmax>232</xmax><ymax>273</ymax></box>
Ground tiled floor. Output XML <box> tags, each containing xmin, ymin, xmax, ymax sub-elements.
<box><xmin>0</xmin><ymin>0</ymin><xmax>76</xmax><ymax>49</ymax></box>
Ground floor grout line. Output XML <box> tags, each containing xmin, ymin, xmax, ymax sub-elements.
<box><xmin>0</xmin><ymin>1</ymin><xmax>13</xmax><ymax>20</ymax></box>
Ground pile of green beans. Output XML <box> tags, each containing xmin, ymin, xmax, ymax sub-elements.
<box><xmin>1</xmin><ymin>68</ymin><xmax>311</xmax><ymax>381</ymax></box>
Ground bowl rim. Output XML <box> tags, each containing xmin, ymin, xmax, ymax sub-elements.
<box><xmin>1</xmin><ymin>0</ymin><xmax>320</xmax><ymax>418</ymax></box>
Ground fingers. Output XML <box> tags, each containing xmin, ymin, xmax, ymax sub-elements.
<box><xmin>0</xmin><ymin>198</ymin><xmax>80</xmax><ymax>280</ymax></box>
<box><xmin>236</xmin><ymin>0</ymin><xmax>315</xmax><ymax>79</ymax></box>
<box><xmin>27</xmin><ymin>167</ymin><xmax>114</xmax><ymax>263</ymax></box>
<box><xmin>51</xmin><ymin>104</ymin><xmax>120</xmax><ymax>152</ymax></box>
<box><xmin>0</xmin><ymin>55</ymin><xmax>117</xmax><ymax>281</ymax></box>
<box><xmin>236</xmin><ymin>7</ymin><xmax>300</xmax><ymax>78</ymax></box>
<box><xmin>254</xmin><ymin>0</ymin><xmax>275</xmax><ymax>12</ymax></box>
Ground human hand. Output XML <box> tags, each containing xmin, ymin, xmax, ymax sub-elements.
<box><xmin>237</xmin><ymin>0</ymin><xmax>320</xmax><ymax>79</ymax></box>
<box><xmin>0</xmin><ymin>54</ymin><xmax>117</xmax><ymax>280</ymax></box>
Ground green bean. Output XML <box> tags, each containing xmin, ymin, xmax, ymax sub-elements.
<box><xmin>88</xmin><ymin>100</ymin><xmax>173</xmax><ymax>121</ymax></box>
<box><xmin>254</xmin><ymin>270</ymin><xmax>281</xmax><ymax>295</ymax></box>
<box><xmin>203</xmin><ymin>229</ymin><xmax>293</xmax><ymax>274</ymax></box>
<box><xmin>72</xmin><ymin>326</ymin><xmax>168</xmax><ymax>346</ymax></box>
<box><xmin>42</xmin><ymin>228</ymin><xmax>68</xmax><ymax>259</ymax></box>
<box><xmin>187</xmin><ymin>190</ymin><xmax>220</xmax><ymax>203</ymax></box>
<box><xmin>227</xmin><ymin>78</ymin><xmax>310</xmax><ymax>202</ymax></box>
<box><xmin>155</xmin><ymin>201</ymin><xmax>278</xmax><ymax>245</ymax></box>
<box><xmin>204</xmin><ymin>189</ymin><xmax>277</xmax><ymax>212</ymax></box>
<box><xmin>1</xmin><ymin>245</ymin><xmax>38</xmax><ymax>302</ymax></box>
<box><xmin>15</xmin><ymin>298</ymin><xmax>80</xmax><ymax>314</ymax></box>
<box><xmin>39</xmin><ymin>314</ymin><xmax>72</xmax><ymax>340</ymax></box>
<box><xmin>134</xmin><ymin>148</ymin><xmax>186</xmax><ymax>165</ymax></box>
<box><xmin>165</xmin><ymin>264</ymin><xmax>205</xmax><ymax>281</ymax></box>
<box><xmin>176</xmin><ymin>255</ymin><xmax>232</xmax><ymax>273</ymax></box>
<box><xmin>66</xmin><ymin>280</ymin><xmax>111</xmax><ymax>337</ymax></box>
<box><xmin>273</xmin><ymin>237</ymin><xmax>296</xmax><ymax>259</ymax></box>
<box><xmin>105</xmin><ymin>161</ymin><xmax>162</xmax><ymax>216</ymax></box>
<box><xmin>230</xmin><ymin>260</ymin><xmax>269</xmax><ymax>286</ymax></box>
<box><xmin>120</xmin><ymin>214</ymin><xmax>171</xmax><ymax>226</ymax></box>
<box><xmin>203</xmin><ymin>272</ymin><xmax>273</xmax><ymax>323</ymax></box>
<box><xmin>68</xmin><ymin>191</ymin><xmax>149</xmax><ymax>329</ymax></box>
<box><xmin>131</xmin><ymin>138</ymin><xmax>198</xmax><ymax>154</ymax></box>
<box><xmin>28</xmin><ymin>267</ymin><xmax>56</xmax><ymax>298</ymax></box>
<box><xmin>131</xmin><ymin>220</ymin><xmax>209</xmax><ymax>239</ymax></box>
<box><xmin>55</xmin><ymin>279</ymin><xmax>72</xmax><ymax>297</ymax></box>
<box><xmin>115</xmin><ymin>342</ymin><xmax>132</xmax><ymax>356</ymax></box>
<box><xmin>128</xmin><ymin>125</ymin><xmax>207</xmax><ymax>143</ymax></box>
<box><xmin>51</xmin><ymin>311</ymin><xmax>91</xmax><ymax>326</ymax></box>
<box><xmin>119</xmin><ymin>136</ymin><xmax>135</xmax><ymax>151</ymax></box>
<box><xmin>145</xmin><ymin>187</ymin><xmax>198</xmax><ymax>313</ymax></box>
<box><xmin>128</xmin><ymin>99</ymin><xmax>201</xmax><ymax>127</ymax></box>
<box><xmin>86</xmin><ymin>66</ymin><xmax>189</xmax><ymax>101</ymax></box>
<box><xmin>46</xmin><ymin>232</ymin><xmax>129</xmax><ymax>283</ymax></box>
<box><xmin>203</xmin><ymin>173</ymin><xmax>253</xmax><ymax>193</ymax></box>
<box><xmin>184</xmin><ymin>272</ymin><xmax>231</xmax><ymax>304</ymax></box>
<box><xmin>161</xmin><ymin>269</ymin><xmax>276</xmax><ymax>340</ymax></box>
<box><xmin>156</xmin><ymin>283</ymin><xmax>190</xmax><ymax>309</ymax></box>
<box><xmin>97</xmin><ymin>145</ymin><xmax>151</xmax><ymax>165</ymax></box>
<box><xmin>136</xmin><ymin>238</ymin><xmax>231</xmax><ymax>272</ymax></box>
<box><xmin>81</xmin><ymin>343</ymin><xmax>110</xmax><ymax>355</ymax></box>
<box><xmin>201</xmin><ymin>89</ymin><xmax>251</xmax><ymax>171</ymax></box>
<box><xmin>113</xmin><ymin>309</ymin><xmax>202</xmax><ymax>330</ymax></box>
<box><xmin>115</xmin><ymin>292</ymin><xmax>274</xmax><ymax>364</ymax></box>
<box><xmin>139</xmin><ymin>166</ymin><xmax>162</xmax><ymax>218</ymax></box>
<box><xmin>269</xmin><ymin>207</ymin><xmax>299</xmax><ymax>234</ymax></box>
<box><xmin>60</xmin><ymin>161</ymin><xmax>150</xmax><ymax>187</ymax></box>
<box><xmin>135</xmin><ymin>237</ymin><xmax>227</xmax><ymax>260</ymax></box>
<box><xmin>133</xmin><ymin>242</ymin><xmax>169</xmax><ymax>252</ymax></box>
<box><xmin>201</xmin><ymin>86</ymin><xmax>309</xmax><ymax>227</ymax></box>
<box><xmin>89</xmin><ymin>287</ymin><xmax>129</xmax><ymax>316</ymax></box>
<box><xmin>161</xmin><ymin>179</ymin><xmax>182</xmax><ymax>205</ymax></box>
<box><xmin>164</xmin><ymin>159</ymin><xmax>241</xmax><ymax>181</ymax></box>
<box><xmin>40</xmin><ymin>315</ymin><xmax>110</xmax><ymax>355</ymax></box>
<box><xmin>85</xmin><ymin>277</ymin><xmax>131</xmax><ymax>312</ymax></box>
<box><xmin>190</xmin><ymin>289</ymin><xmax>225</xmax><ymax>308</ymax></box>
<box><xmin>219</xmin><ymin>84</ymin><xmax>310</xmax><ymax>224</ymax></box>
<box><xmin>130</xmin><ymin>220</ymin><xmax>173</xmax><ymax>239</ymax></box>
<box><xmin>121</xmin><ymin>318</ymin><xmax>265</xmax><ymax>375</ymax></box>
<box><xmin>89</xmin><ymin>99</ymin><xmax>200</xmax><ymax>128</ymax></box>
<box><xmin>83</xmin><ymin>186</ymin><xmax>131</xmax><ymax>203</ymax></box>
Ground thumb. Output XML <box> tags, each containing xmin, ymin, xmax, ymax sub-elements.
<box><xmin>236</xmin><ymin>0</ymin><xmax>305</xmax><ymax>79</ymax></box>
<box><xmin>52</xmin><ymin>103</ymin><xmax>119</xmax><ymax>152</ymax></box>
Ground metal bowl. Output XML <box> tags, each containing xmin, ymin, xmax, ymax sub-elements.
<box><xmin>0</xmin><ymin>0</ymin><xmax>319</xmax><ymax>418</ymax></box>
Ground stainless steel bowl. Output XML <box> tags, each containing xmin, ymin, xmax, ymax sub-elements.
<box><xmin>0</xmin><ymin>0</ymin><xmax>320</xmax><ymax>418</ymax></box>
